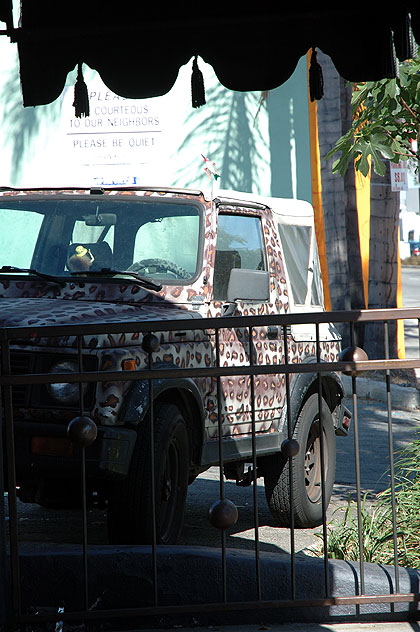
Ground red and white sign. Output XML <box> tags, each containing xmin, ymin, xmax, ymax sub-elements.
<box><xmin>390</xmin><ymin>161</ymin><xmax>408</xmax><ymax>191</ymax></box>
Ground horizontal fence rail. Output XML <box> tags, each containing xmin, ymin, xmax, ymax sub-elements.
<box><xmin>2</xmin><ymin>307</ymin><xmax>420</xmax><ymax>630</ymax></box>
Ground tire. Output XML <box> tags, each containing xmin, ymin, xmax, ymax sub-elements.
<box><xmin>107</xmin><ymin>402</ymin><xmax>189</xmax><ymax>544</ymax></box>
<box><xmin>263</xmin><ymin>394</ymin><xmax>336</xmax><ymax>528</ymax></box>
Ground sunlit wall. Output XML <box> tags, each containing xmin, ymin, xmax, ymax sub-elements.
<box><xmin>0</xmin><ymin>43</ymin><xmax>311</xmax><ymax>202</ymax></box>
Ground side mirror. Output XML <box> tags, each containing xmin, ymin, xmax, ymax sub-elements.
<box><xmin>227</xmin><ymin>268</ymin><xmax>270</xmax><ymax>302</ymax></box>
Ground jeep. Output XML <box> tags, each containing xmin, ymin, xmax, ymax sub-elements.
<box><xmin>0</xmin><ymin>186</ymin><xmax>350</xmax><ymax>544</ymax></box>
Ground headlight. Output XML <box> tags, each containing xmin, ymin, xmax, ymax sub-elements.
<box><xmin>47</xmin><ymin>360</ymin><xmax>83</xmax><ymax>405</ymax></box>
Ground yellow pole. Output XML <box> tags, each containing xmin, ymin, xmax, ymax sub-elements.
<box><xmin>351</xmin><ymin>145</ymin><xmax>405</xmax><ymax>356</ymax></box>
<box><xmin>307</xmin><ymin>54</ymin><xmax>331</xmax><ymax>310</ymax></box>
<box><xmin>354</xmin><ymin>167</ymin><xmax>370</xmax><ymax>308</ymax></box>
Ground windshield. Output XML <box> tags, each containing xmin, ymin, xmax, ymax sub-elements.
<box><xmin>0</xmin><ymin>196</ymin><xmax>202</xmax><ymax>283</ymax></box>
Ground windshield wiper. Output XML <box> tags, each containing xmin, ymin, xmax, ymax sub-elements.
<box><xmin>0</xmin><ymin>266</ymin><xmax>66</xmax><ymax>287</ymax></box>
<box><xmin>70</xmin><ymin>268</ymin><xmax>162</xmax><ymax>292</ymax></box>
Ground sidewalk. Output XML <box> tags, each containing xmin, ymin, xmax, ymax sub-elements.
<box><xmin>341</xmin><ymin>373</ymin><xmax>420</xmax><ymax>411</ymax></box>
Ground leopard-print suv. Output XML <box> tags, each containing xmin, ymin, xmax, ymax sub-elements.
<box><xmin>0</xmin><ymin>186</ymin><xmax>350</xmax><ymax>544</ymax></box>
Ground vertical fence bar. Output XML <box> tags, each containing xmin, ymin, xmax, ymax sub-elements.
<box><xmin>215</xmin><ymin>328</ymin><xmax>224</xmax><ymax>503</ymax></box>
<box><xmin>0</xmin><ymin>340</ymin><xmax>8</xmax><ymax>629</ymax></box>
<box><xmin>214</xmin><ymin>327</ymin><xmax>228</xmax><ymax>602</ymax></box>
<box><xmin>248</xmin><ymin>325</ymin><xmax>261</xmax><ymax>601</ymax></box>
<box><xmin>315</xmin><ymin>323</ymin><xmax>330</xmax><ymax>598</ymax></box>
<box><xmin>348</xmin><ymin>321</ymin><xmax>365</xmax><ymax>602</ymax></box>
<box><xmin>76</xmin><ymin>335</ymin><xmax>90</xmax><ymax>615</ymax></box>
<box><xmin>383</xmin><ymin>321</ymin><xmax>400</xmax><ymax>596</ymax></box>
<box><xmin>282</xmin><ymin>324</ymin><xmax>296</xmax><ymax>598</ymax></box>
<box><xmin>0</xmin><ymin>334</ymin><xmax>21</xmax><ymax>626</ymax></box>
<box><xmin>143</xmin><ymin>335</ymin><xmax>158</xmax><ymax>607</ymax></box>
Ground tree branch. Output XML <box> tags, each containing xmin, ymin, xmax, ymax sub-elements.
<box><xmin>400</xmin><ymin>97</ymin><xmax>420</xmax><ymax>122</ymax></box>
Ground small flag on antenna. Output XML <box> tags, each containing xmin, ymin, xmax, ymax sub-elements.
<box><xmin>202</xmin><ymin>154</ymin><xmax>221</xmax><ymax>181</ymax></box>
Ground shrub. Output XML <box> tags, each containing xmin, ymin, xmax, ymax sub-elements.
<box><xmin>314</xmin><ymin>433</ymin><xmax>420</xmax><ymax>567</ymax></box>
<box><xmin>401</xmin><ymin>255</ymin><xmax>420</xmax><ymax>265</ymax></box>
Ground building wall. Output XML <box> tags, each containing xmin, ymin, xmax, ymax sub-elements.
<box><xmin>0</xmin><ymin>45</ymin><xmax>312</xmax><ymax>202</ymax></box>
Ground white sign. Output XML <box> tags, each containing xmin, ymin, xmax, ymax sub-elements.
<box><xmin>62</xmin><ymin>80</ymin><xmax>165</xmax><ymax>186</ymax></box>
<box><xmin>390</xmin><ymin>161</ymin><xmax>408</xmax><ymax>191</ymax></box>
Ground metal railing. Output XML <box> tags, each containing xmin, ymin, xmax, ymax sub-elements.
<box><xmin>2</xmin><ymin>307</ymin><xmax>420</xmax><ymax>630</ymax></box>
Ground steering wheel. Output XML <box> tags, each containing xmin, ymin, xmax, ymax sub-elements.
<box><xmin>128</xmin><ymin>258</ymin><xmax>190</xmax><ymax>280</ymax></box>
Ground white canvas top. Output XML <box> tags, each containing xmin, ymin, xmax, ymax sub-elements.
<box><xmin>215</xmin><ymin>189</ymin><xmax>315</xmax><ymax>226</ymax></box>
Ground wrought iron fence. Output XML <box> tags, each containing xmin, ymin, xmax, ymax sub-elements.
<box><xmin>2</xmin><ymin>307</ymin><xmax>420</xmax><ymax>630</ymax></box>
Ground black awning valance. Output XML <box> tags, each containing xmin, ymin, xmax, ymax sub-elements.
<box><xmin>10</xmin><ymin>3</ymin><xmax>420</xmax><ymax>107</ymax></box>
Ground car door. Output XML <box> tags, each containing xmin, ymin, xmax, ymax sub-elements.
<box><xmin>211</xmin><ymin>209</ymin><xmax>286</xmax><ymax>439</ymax></box>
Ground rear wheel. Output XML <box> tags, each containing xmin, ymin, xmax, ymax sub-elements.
<box><xmin>107</xmin><ymin>402</ymin><xmax>189</xmax><ymax>544</ymax></box>
<box><xmin>263</xmin><ymin>394</ymin><xmax>336</xmax><ymax>528</ymax></box>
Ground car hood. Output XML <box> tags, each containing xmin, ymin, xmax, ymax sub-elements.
<box><xmin>0</xmin><ymin>296</ymin><xmax>200</xmax><ymax>327</ymax></box>
<box><xmin>0</xmin><ymin>298</ymin><xmax>200</xmax><ymax>345</ymax></box>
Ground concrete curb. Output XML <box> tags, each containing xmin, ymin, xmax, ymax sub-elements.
<box><xmin>342</xmin><ymin>374</ymin><xmax>420</xmax><ymax>411</ymax></box>
<box><xmin>13</xmin><ymin>545</ymin><xmax>420</xmax><ymax>628</ymax></box>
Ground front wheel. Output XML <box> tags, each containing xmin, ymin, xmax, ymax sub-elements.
<box><xmin>263</xmin><ymin>394</ymin><xmax>336</xmax><ymax>528</ymax></box>
<box><xmin>107</xmin><ymin>402</ymin><xmax>189</xmax><ymax>544</ymax></box>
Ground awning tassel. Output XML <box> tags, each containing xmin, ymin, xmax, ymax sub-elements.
<box><xmin>73</xmin><ymin>62</ymin><xmax>90</xmax><ymax>118</ymax></box>
<box><xmin>309</xmin><ymin>47</ymin><xmax>324</xmax><ymax>102</ymax></box>
<box><xmin>393</xmin><ymin>11</ymin><xmax>416</xmax><ymax>63</ymax></box>
<box><xmin>191</xmin><ymin>56</ymin><xmax>206</xmax><ymax>108</ymax></box>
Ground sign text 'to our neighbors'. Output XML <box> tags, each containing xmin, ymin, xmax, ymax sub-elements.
<box><xmin>67</xmin><ymin>91</ymin><xmax>162</xmax><ymax>155</ymax></box>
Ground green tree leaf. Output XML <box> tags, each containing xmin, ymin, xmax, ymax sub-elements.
<box><xmin>327</xmin><ymin>53</ymin><xmax>420</xmax><ymax>177</ymax></box>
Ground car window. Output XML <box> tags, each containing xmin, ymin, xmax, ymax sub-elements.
<box><xmin>277</xmin><ymin>222</ymin><xmax>323</xmax><ymax>307</ymax></box>
<box><xmin>0</xmin><ymin>197</ymin><xmax>203</xmax><ymax>281</ymax></box>
<box><xmin>277</xmin><ymin>223</ymin><xmax>310</xmax><ymax>305</ymax></box>
<box><xmin>132</xmin><ymin>214</ymin><xmax>200</xmax><ymax>280</ymax></box>
<box><xmin>214</xmin><ymin>214</ymin><xmax>266</xmax><ymax>301</ymax></box>
<box><xmin>72</xmin><ymin>221</ymin><xmax>114</xmax><ymax>249</ymax></box>
<box><xmin>0</xmin><ymin>208</ymin><xmax>44</xmax><ymax>268</ymax></box>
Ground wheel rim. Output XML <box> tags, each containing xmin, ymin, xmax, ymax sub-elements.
<box><xmin>159</xmin><ymin>438</ymin><xmax>181</xmax><ymax>542</ymax></box>
<box><xmin>304</xmin><ymin>420</ymin><xmax>328</xmax><ymax>503</ymax></box>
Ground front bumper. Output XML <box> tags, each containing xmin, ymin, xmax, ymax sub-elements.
<box><xmin>8</xmin><ymin>420</ymin><xmax>138</xmax><ymax>485</ymax></box>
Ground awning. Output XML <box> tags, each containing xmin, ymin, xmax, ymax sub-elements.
<box><xmin>3</xmin><ymin>3</ymin><xmax>420</xmax><ymax>109</ymax></box>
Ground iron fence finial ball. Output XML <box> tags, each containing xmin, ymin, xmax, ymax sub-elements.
<box><xmin>208</xmin><ymin>498</ymin><xmax>239</xmax><ymax>529</ymax></box>
<box><xmin>340</xmin><ymin>345</ymin><xmax>368</xmax><ymax>376</ymax></box>
<box><xmin>142</xmin><ymin>333</ymin><xmax>160</xmax><ymax>353</ymax></box>
<box><xmin>67</xmin><ymin>415</ymin><xmax>97</xmax><ymax>447</ymax></box>
<box><xmin>281</xmin><ymin>438</ymin><xmax>300</xmax><ymax>457</ymax></box>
